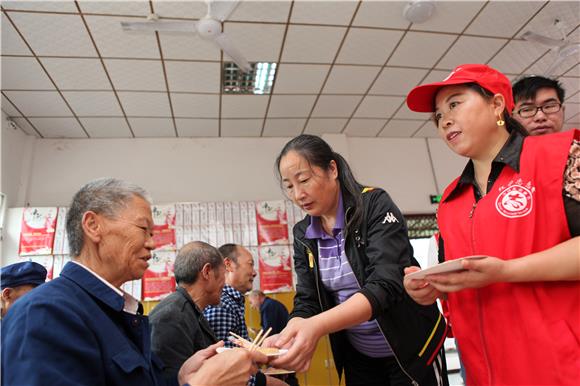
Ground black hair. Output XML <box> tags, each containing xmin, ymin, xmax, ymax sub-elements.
<box><xmin>512</xmin><ymin>75</ymin><xmax>565</xmax><ymax>105</ymax></box>
<box><xmin>218</xmin><ymin>243</ymin><xmax>240</xmax><ymax>264</ymax></box>
<box><xmin>432</xmin><ymin>83</ymin><xmax>528</xmax><ymax>137</ymax></box>
<box><xmin>174</xmin><ymin>241</ymin><xmax>223</xmax><ymax>285</ymax></box>
<box><xmin>275</xmin><ymin>134</ymin><xmax>364</xmax><ymax>236</ymax></box>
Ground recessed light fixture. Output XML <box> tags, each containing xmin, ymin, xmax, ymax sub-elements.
<box><xmin>403</xmin><ymin>0</ymin><xmax>436</xmax><ymax>24</ymax></box>
<box><xmin>223</xmin><ymin>62</ymin><xmax>277</xmax><ymax>94</ymax></box>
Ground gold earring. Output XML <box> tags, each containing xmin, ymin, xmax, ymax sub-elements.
<box><xmin>497</xmin><ymin>115</ymin><xmax>505</xmax><ymax>126</ymax></box>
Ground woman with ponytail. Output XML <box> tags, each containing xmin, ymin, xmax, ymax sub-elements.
<box><xmin>404</xmin><ymin>64</ymin><xmax>580</xmax><ymax>385</ymax></box>
<box><xmin>266</xmin><ymin>135</ymin><xmax>448</xmax><ymax>386</ymax></box>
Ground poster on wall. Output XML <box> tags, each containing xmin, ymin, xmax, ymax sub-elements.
<box><xmin>256</xmin><ymin>200</ymin><xmax>289</xmax><ymax>246</ymax></box>
<box><xmin>18</xmin><ymin>207</ymin><xmax>58</xmax><ymax>256</ymax></box>
<box><xmin>142</xmin><ymin>251</ymin><xmax>176</xmax><ymax>301</ymax></box>
<box><xmin>258</xmin><ymin>245</ymin><xmax>293</xmax><ymax>293</ymax></box>
<box><xmin>152</xmin><ymin>204</ymin><xmax>176</xmax><ymax>251</ymax></box>
<box><xmin>20</xmin><ymin>255</ymin><xmax>54</xmax><ymax>281</ymax></box>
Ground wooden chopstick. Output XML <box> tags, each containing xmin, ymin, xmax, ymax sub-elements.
<box><xmin>229</xmin><ymin>331</ymin><xmax>252</xmax><ymax>347</ymax></box>
<box><xmin>250</xmin><ymin>329</ymin><xmax>264</xmax><ymax>352</ymax></box>
<box><xmin>256</xmin><ymin>327</ymin><xmax>272</xmax><ymax>348</ymax></box>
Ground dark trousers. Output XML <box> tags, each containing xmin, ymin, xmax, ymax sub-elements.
<box><xmin>343</xmin><ymin>347</ymin><xmax>448</xmax><ymax>386</ymax></box>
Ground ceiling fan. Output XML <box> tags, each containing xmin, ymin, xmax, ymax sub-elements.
<box><xmin>522</xmin><ymin>18</ymin><xmax>580</xmax><ymax>76</ymax></box>
<box><xmin>120</xmin><ymin>0</ymin><xmax>252</xmax><ymax>73</ymax></box>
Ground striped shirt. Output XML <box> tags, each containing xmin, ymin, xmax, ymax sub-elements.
<box><xmin>305</xmin><ymin>193</ymin><xmax>393</xmax><ymax>358</ymax></box>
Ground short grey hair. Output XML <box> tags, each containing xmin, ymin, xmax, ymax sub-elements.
<box><xmin>174</xmin><ymin>241</ymin><xmax>224</xmax><ymax>285</ymax></box>
<box><xmin>66</xmin><ymin>178</ymin><xmax>151</xmax><ymax>257</ymax></box>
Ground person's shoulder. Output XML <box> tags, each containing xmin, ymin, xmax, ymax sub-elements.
<box><xmin>149</xmin><ymin>291</ymin><xmax>188</xmax><ymax>319</ymax></box>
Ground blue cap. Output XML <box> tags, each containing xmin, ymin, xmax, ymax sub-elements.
<box><xmin>1</xmin><ymin>261</ymin><xmax>47</xmax><ymax>289</ymax></box>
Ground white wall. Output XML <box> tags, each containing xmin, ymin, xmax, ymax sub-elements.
<box><xmin>1</xmin><ymin>132</ymin><xmax>466</xmax><ymax>264</ymax></box>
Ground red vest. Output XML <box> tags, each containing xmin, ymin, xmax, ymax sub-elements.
<box><xmin>438</xmin><ymin>129</ymin><xmax>580</xmax><ymax>385</ymax></box>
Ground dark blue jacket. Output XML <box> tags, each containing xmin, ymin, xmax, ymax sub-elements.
<box><xmin>260</xmin><ymin>297</ymin><xmax>289</xmax><ymax>334</ymax></box>
<box><xmin>1</xmin><ymin>262</ymin><xmax>170</xmax><ymax>386</ymax></box>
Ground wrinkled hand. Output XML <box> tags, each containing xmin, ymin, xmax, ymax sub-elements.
<box><xmin>426</xmin><ymin>256</ymin><xmax>506</xmax><ymax>292</ymax></box>
<box><xmin>183</xmin><ymin>347</ymin><xmax>268</xmax><ymax>386</ymax></box>
<box><xmin>403</xmin><ymin>266</ymin><xmax>443</xmax><ymax>305</ymax></box>
<box><xmin>269</xmin><ymin>317</ymin><xmax>323</xmax><ymax>373</ymax></box>
<box><xmin>178</xmin><ymin>341</ymin><xmax>223</xmax><ymax>384</ymax></box>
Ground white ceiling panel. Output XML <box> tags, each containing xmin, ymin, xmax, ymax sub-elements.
<box><xmin>352</xmin><ymin>1</ymin><xmax>409</xmax><ymax>29</ymax></box>
<box><xmin>152</xmin><ymin>1</ymin><xmax>206</xmax><ymax>19</ymax></box>
<box><xmin>411</xmin><ymin>1</ymin><xmax>484</xmax><ymax>34</ymax></box>
<box><xmin>221</xmin><ymin>119</ymin><xmax>262</xmax><ymax>137</ymax></box>
<box><xmin>420</xmin><ymin>69</ymin><xmax>453</xmax><ymax>85</ymax></box>
<box><xmin>488</xmin><ymin>39</ymin><xmax>549</xmax><ymax>75</ymax></box>
<box><xmin>354</xmin><ymin>96</ymin><xmax>403</xmax><ymax>119</ymax></box>
<box><xmin>525</xmin><ymin>52</ymin><xmax>579</xmax><ymax>78</ymax></box>
<box><xmin>304</xmin><ymin>118</ymin><xmax>347</xmax><ymax>135</ymax></box>
<box><xmin>62</xmin><ymin>91</ymin><xmax>122</xmax><ymax>116</ymax></box>
<box><xmin>370</xmin><ymin>67</ymin><xmax>428</xmax><ymax>96</ymax></box>
<box><xmin>311</xmin><ymin>95</ymin><xmax>360</xmax><ymax>118</ymax></box>
<box><xmin>564</xmin><ymin>103</ymin><xmax>580</xmax><ymax>121</ymax></box>
<box><xmin>1</xmin><ymin>14</ymin><xmax>31</xmax><ymax>55</ymax></box>
<box><xmin>566</xmin><ymin>91</ymin><xmax>580</xmax><ymax>104</ymax></box>
<box><xmin>165</xmin><ymin>61</ymin><xmax>220</xmax><ymax>93</ymax></box>
<box><xmin>282</xmin><ymin>25</ymin><xmax>346</xmax><ymax>63</ymax></box>
<box><xmin>438</xmin><ymin>36</ymin><xmax>508</xmax><ymax>70</ymax></box>
<box><xmin>78</xmin><ymin>1</ymin><xmax>150</xmax><ymax>16</ymax></box>
<box><xmin>337</xmin><ymin>28</ymin><xmax>403</xmax><ymax>65</ymax></box>
<box><xmin>85</xmin><ymin>15</ymin><xmax>160</xmax><ymax>58</ymax></box>
<box><xmin>159</xmin><ymin>33</ymin><xmax>220</xmax><ymax>61</ymax></box>
<box><xmin>29</xmin><ymin>117</ymin><xmax>86</xmax><ymax>138</ymax></box>
<box><xmin>344</xmin><ymin>118</ymin><xmax>386</xmax><ymax>137</ymax></box>
<box><xmin>129</xmin><ymin>117</ymin><xmax>175</xmax><ymax>137</ymax></box>
<box><xmin>80</xmin><ymin>117</ymin><xmax>132</xmax><ymax>138</ymax></box>
<box><xmin>267</xmin><ymin>95</ymin><xmax>317</xmax><ymax>117</ymax></box>
<box><xmin>379</xmin><ymin>119</ymin><xmax>426</xmax><ymax>138</ymax></box>
<box><xmin>117</xmin><ymin>92</ymin><xmax>171</xmax><ymax>117</ymax></box>
<box><xmin>1</xmin><ymin>95</ymin><xmax>21</xmax><ymax>116</ymax></box>
<box><xmin>171</xmin><ymin>93</ymin><xmax>219</xmax><ymax>118</ymax></box>
<box><xmin>11</xmin><ymin>117</ymin><xmax>37</xmax><ymax>136</ymax></box>
<box><xmin>323</xmin><ymin>65</ymin><xmax>379</xmax><ymax>94</ymax></box>
<box><xmin>221</xmin><ymin>95</ymin><xmax>269</xmax><ymax>118</ymax></box>
<box><xmin>3</xmin><ymin>91</ymin><xmax>72</xmax><ymax>116</ymax></box>
<box><xmin>559</xmin><ymin>78</ymin><xmax>580</xmax><ymax>100</ymax></box>
<box><xmin>388</xmin><ymin>32</ymin><xmax>456</xmax><ymax>67</ymax></box>
<box><xmin>466</xmin><ymin>1</ymin><xmax>544</xmax><ymax>38</ymax></box>
<box><xmin>562</xmin><ymin>63</ymin><xmax>580</xmax><ymax>77</ymax></box>
<box><xmin>263</xmin><ymin>118</ymin><xmax>305</xmax><ymax>137</ymax></box>
<box><xmin>224</xmin><ymin>23</ymin><xmax>285</xmax><ymax>63</ymax></box>
<box><xmin>2</xmin><ymin>1</ymin><xmax>77</xmax><ymax>12</ymax></box>
<box><xmin>290</xmin><ymin>1</ymin><xmax>358</xmax><ymax>25</ymax></box>
<box><xmin>104</xmin><ymin>59</ymin><xmax>166</xmax><ymax>91</ymax></box>
<box><xmin>273</xmin><ymin>64</ymin><xmax>330</xmax><ymax>94</ymax></box>
<box><xmin>229</xmin><ymin>1</ymin><xmax>291</xmax><ymax>23</ymax></box>
<box><xmin>175</xmin><ymin>118</ymin><xmax>219</xmax><ymax>137</ymax></box>
<box><xmin>413</xmin><ymin>121</ymin><xmax>439</xmax><ymax>138</ymax></box>
<box><xmin>517</xmin><ymin>1</ymin><xmax>580</xmax><ymax>41</ymax></box>
<box><xmin>7</xmin><ymin>12</ymin><xmax>95</xmax><ymax>56</ymax></box>
<box><xmin>1</xmin><ymin>57</ymin><xmax>54</xmax><ymax>90</ymax></box>
<box><xmin>41</xmin><ymin>58</ymin><xmax>111</xmax><ymax>90</ymax></box>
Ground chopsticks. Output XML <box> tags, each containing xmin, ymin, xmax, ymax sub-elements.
<box><xmin>229</xmin><ymin>327</ymin><xmax>272</xmax><ymax>353</ymax></box>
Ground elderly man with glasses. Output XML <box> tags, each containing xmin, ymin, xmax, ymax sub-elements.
<box><xmin>512</xmin><ymin>75</ymin><xmax>567</xmax><ymax>136</ymax></box>
<box><xmin>1</xmin><ymin>178</ymin><xmax>266</xmax><ymax>386</ymax></box>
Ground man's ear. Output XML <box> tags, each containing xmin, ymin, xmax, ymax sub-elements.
<box><xmin>223</xmin><ymin>257</ymin><xmax>234</xmax><ymax>272</ymax></box>
<box><xmin>82</xmin><ymin>211</ymin><xmax>103</xmax><ymax>244</ymax></box>
<box><xmin>1</xmin><ymin>288</ymin><xmax>13</xmax><ymax>301</ymax></box>
<box><xmin>200</xmin><ymin>263</ymin><xmax>212</xmax><ymax>280</ymax></box>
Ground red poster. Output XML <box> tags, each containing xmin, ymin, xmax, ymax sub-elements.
<box><xmin>142</xmin><ymin>251</ymin><xmax>176</xmax><ymax>301</ymax></box>
<box><xmin>23</xmin><ymin>255</ymin><xmax>54</xmax><ymax>281</ymax></box>
<box><xmin>256</xmin><ymin>201</ymin><xmax>288</xmax><ymax>245</ymax></box>
<box><xmin>18</xmin><ymin>207</ymin><xmax>58</xmax><ymax>256</ymax></box>
<box><xmin>258</xmin><ymin>245</ymin><xmax>293</xmax><ymax>293</ymax></box>
<box><xmin>152</xmin><ymin>204</ymin><xmax>176</xmax><ymax>251</ymax></box>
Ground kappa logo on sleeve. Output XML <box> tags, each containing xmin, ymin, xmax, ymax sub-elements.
<box><xmin>382</xmin><ymin>212</ymin><xmax>399</xmax><ymax>224</ymax></box>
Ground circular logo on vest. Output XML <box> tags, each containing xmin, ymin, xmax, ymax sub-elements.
<box><xmin>495</xmin><ymin>185</ymin><xmax>533</xmax><ymax>218</ymax></box>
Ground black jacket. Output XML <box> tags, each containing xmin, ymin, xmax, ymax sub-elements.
<box><xmin>149</xmin><ymin>286</ymin><xmax>217</xmax><ymax>380</ymax></box>
<box><xmin>290</xmin><ymin>187</ymin><xmax>447</xmax><ymax>385</ymax></box>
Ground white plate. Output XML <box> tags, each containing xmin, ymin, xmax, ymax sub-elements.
<box><xmin>216</xmin><ymin>346</ymin><xmax>288</xmax><ymax>357</ymax></box>
<box><xmin>405</xmin><ymin>255</ymin><xmax>487</xmax><ymax>280</ymax></box>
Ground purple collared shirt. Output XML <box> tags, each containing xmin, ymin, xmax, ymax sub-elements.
<box><xmin>305</xmin><ymin>193</ymin><xmax>393</xmax><ymax>358</ymax></box>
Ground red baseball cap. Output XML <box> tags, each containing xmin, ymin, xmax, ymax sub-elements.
<box><xmin>406</xmin><ymin>64</ymin><xmax>514</xmax><ymax>114</ymax></box>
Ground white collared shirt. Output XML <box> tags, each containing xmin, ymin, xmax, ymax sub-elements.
<box><xmin>71</xmin><ymin>261</ymin><xmax>140</xmax><ymax>315</ymax></box>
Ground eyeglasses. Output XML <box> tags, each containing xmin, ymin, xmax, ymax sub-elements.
<box><xmin>516</xmin><ymin>102</ymin><xmax>562</xmax><ymax>118</ymax></box>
